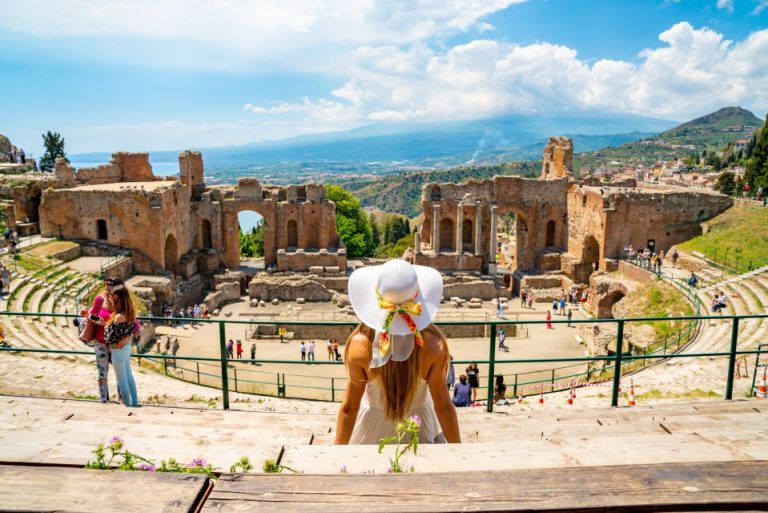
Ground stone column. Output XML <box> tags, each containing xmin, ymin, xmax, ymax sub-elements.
<box><xmin>432</xmin><ymin>204</ymin><xmax>441</xmax><ymax>254</ymax></box>
<box><xmin>297</xmin><ymin>203</ymin><xmax>305</xmax><ymax>249</ymax></box>
<box><xmin>489</xmin><ymin>205</ymin><xmax>498</xmax><ymax>274</ymax></box>
<box><xmin>474</xmin><ymin>201</ymin><xmax>482</xmax><ymax>256</ymax></box>
<box><xmin>455</xmin><ymin>203</ymin><xmax>464</xmax><ymax>254</ymax></box>
<box><xmin>414</xmin><ymin>229</ymin><xmax>421</xmax><ymax>255</ymax></box>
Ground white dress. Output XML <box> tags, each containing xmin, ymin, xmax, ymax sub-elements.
<box><xmin>349</xmin><ymin>378</ymin><xmax>446</xmax><ymax>444</ymax></box>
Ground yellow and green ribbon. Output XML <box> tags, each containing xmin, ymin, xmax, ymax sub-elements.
<box><xmin>374</xmin><ymin>287</ymin><xmax>425</xmax><ymax>361</ymax></box>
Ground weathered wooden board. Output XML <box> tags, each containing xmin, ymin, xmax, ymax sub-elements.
<box><xmin>202</xmin><ymin>461</ymin><xmax>768</xmax><ymax>513</ymax></box>
<box><xmin>0</xmin><ymin>464</ymin><xmax>209</xmax><ymax>513</ymax></box>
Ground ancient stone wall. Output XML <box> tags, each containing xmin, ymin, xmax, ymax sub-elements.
<box><xmin>541</xmin><ymin>137</ymin><xmax>573</xmax><ymax>180</ymax></box>
<box><xmin>416</xmin><ymin>175</ymin><xmax>568</xmax><ymax>274</ymax></box>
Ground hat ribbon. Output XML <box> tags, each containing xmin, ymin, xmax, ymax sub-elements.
<box><xmin>374</xmin><ymin>287</ymin><xmax>425</xmax><ymax>360</ymax></box>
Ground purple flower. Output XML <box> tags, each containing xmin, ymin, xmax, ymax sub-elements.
<box><xmin>411</xmin><ymin>415</ymin><xmax>421</xmax><ymax>427</ymax></box>
<box><xmin>109</xmin><ymin>436</ymin><xmax>124</xmax><ymax>444</ymax></box>
<box><xmin>137</xmin><ymin>462</ymin><xmax>156</xmax><ymax>472</ymax></box>
<box><xmin>190</xmin><ymin>458</ymin><xmax>207</xmax><ymax>467</ymax></box>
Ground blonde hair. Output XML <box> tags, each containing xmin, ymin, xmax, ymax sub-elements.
<box><xmin>345</xmin><ymin>323</ymin><xmax>447</xmax><ymax>421</ymax></box>
<box><xmin>107</xmin><ymin>285</ymin><xmax>136</xmax><ymax>325</ymax></box>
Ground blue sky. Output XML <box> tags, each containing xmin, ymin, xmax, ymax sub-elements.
<box><xmin>0</xmin><ymin>0</ymin><xmax>766</xmax><ymax>156</ymax></box>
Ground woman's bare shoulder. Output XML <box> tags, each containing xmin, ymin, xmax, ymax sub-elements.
<box><xmin>421</xmin><ymin>328</ymin><xmax>448</xmax><ymax>360</ymax></box>
<box><xmin>346</xmin><ymin>333</ymin><xmax>371</xmax><ymax>364</ymax></box>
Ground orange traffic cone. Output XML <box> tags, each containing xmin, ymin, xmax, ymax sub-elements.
<box><xmin>538</xmin><ymin>384</ymin><xmax>544</xmax><ymax>404</ymax></box>
<box><xmin>566</xmin><ymin>385</ymin><xmax>574</xmax><ymax>406</ymax></box>
<box><xmin>628</xmin><ymin>379</ymin><xmax>636</xmax><ymax>407</ymax></box>
<box><xmin>756</xmin><ymin>366</ymin><xmax>767</xmax><ymax>399</ymax></box>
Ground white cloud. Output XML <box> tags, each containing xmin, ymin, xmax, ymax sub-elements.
<box><xmin>0</xmin><ymin>0</ymin><xmax>524</xmax><ymax>68</ymax></box>
<box><xmin>717</xmin><ymin>0</ymin><xmax>734</xmax><ymax>13</ymax></box>
<box><xmin>754</xmin><ymin>0</ymin><xmax>768</xmax><ymax>14</ymax></box>
<box><xmin>243</xmin><ymin>22</ymin><xmax>768</xmax><ymax>127</ymax></box>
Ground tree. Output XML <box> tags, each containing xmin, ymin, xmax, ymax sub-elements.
<box><xmin>745</xmin><ymin>115</ymin><xmax>768</xmax><ymax>191</ymax></box>
<box><xmin>39</xmin><ymin>131</ymin><xmax>68</xmax><ymax>171</ymax></box>
<box><xmin>238</xmin><ymin>222</ymin><xmax>264</xmax><ymax>257</ymax></box>
<box><xmin>325</xmin><ymin>185</ymin><xmax>374</xmax><ymax>258</ymax></box>
<box><xmin>714</xmin><ymin>171</ymin><xmax>736</xmax><ymax>196</ymax></box>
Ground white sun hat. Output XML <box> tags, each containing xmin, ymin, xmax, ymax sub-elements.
<box><xmin>348</xmin><ymin>259</ymin><xmax>443</xmax><ymax>368</ymax></box>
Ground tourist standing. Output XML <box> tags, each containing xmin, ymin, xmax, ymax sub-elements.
<box><xmin>308</xmin><ymin>340</ymin><xmax>315</xmax><ymax>361</ymax></box>
<box><xmin>171</xmin><ymin>338</ymin><xmax>180</xmax><ymax>367</ymax></box>
<box><xmin>104</xmin><ymin>284</ymin><xmax>139</xmax><ymax>407</ymax></box>
<box><xmin>278</xmin><ymin>326</ymin><xmax>285</xmax><ymax>343</ymax></box>
<box><xmin>19</xmin><ymin>149</ymin><xmax>25</xmax><ymax>164</ymax></box>
<box><xmin>300</xmin><ymin>341</ymin><xmax>307</xmax><ymax>361</ymax></box>
<box><xmin>559</xmin><ymin>296</ymin><xmax>566</xmax><ymax>314</ymax></box>
<box><xmin>327</xmin><ymin>339</ymin><xmax>334</xmax><ymax>361</ymax></box>
<box><xmin>1</xmin><ymin>265</ymin><xmax>9</xmax><ymax>294</ymax></box>
<box><xmin>466</xmin><ymin>362</ymin><xmax>480</xmax><ymax>402</ymax></box>
<box><xmin>520</xmin><ymin>291</ymin><xmax>526</xmax><ymax>308</ymax></box>
<box><xmin>546</xmin><ymin>310</ymin><xmax>553</xmax><ymax>330</ymax></box>
<box><xmin>79</xmin><ymin>277</ymin><xmax>122</xmax><ymax>403</ymax></box>
<box><xmin>672</xmin><ymin>249</ymin><xmax>679</xmax><ymax>268</ymax></box>
<box><xmin>446</xmin><ymin>355</ymin><xmax>455</xmax><ymax>390</ymax></box>
<box><xmin>567</xmin><ymin>308</ymin><xmax>573</xmax><ymax>327</ymax></box>
<box><xmin>226</xmin><ymin>339</ymin><xmax>234</xmax><ymax>359</ymax></box>
<box><xmin>332</xmin><ymin>339</ymin><xmax>341</xmax><ymax>361</ymax></box>
<box><xmin>498</xmin><ymin>328</ymin><xmax>508</xmax><ymax>352</ymax></box>
<box><xmin>552</xmin><ymin>299</ymin><xmax>558</xmax><ymax>315</ymax></box>
<box><xmin>527</xmin><ymin>294</ymin><xmax>533</xmax><ymax>309</ymax></box>
<box><xmin>236</xmin><ymin>339</ymin><xmax>243</xmax><ymax>359</ymax></box>
<box><xmin>250</xmin><ymin>343</ymin><xmax>256</xmax><ymax>364</ymax></box>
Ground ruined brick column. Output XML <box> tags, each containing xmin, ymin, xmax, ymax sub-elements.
<box><xmin>432</xmin><ymin>204</ymin><xmax>441</xmax><ymax>254</ymax></box>
<box><xmin>455</xmin><ymin>203</ymin><xmax>463</xmax><ymax>254</ymax></box>
<box><xmin>489</xmin><ymin>205</ymin><xmax>498</xmax><ymax>274</ymax></box>
<box><xmin>474</xmin><ymin>201</ymin><xmax>482</xmax><ymax>256</ymax></box>
<box><xmin>414</xmin><ymin>229</ymin><xmax>421</xmax><ymax>255</ymax></box>
<box><xmin>297</xmin><ymin>203</ymin><xmax>305</xmax><ymax>249</ymax></box>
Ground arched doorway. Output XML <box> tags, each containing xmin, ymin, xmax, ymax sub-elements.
<box><xmin>201</xmin><ymin>219</ymin><xmax>212</xmax><ymax>249</ymax></box>
<box><xmin>238</xmin><ymin>210</ymin><xmax>266</xmax><ymax>270</ymax></box>
<box><xmin>439</xmin><ymin>218</ymin><xmax>454</xmax><ymax>252</ymax></box>
<box><xmin>164</xmin><ymin>234</ymin><xmax>178</xmax><ymax>274</ymax></box>
<box><xmin>597</xmin><ymin>290</ymin><xmax>626</xmax><ymax>318</ymax></box>
<box><xmin>497</xmin><ymin>211</ymin><xmax>522</xmax><ymax>272</ymax></box>
<box><xmin>287</xmin><ymin>220</ymin><xmax>298</xmax><ymax>249</ymax></box>
<box><xmin>462</xmin><ymin>218</ymin><xmax>473</xmax><ymax>252</ymax></box>
<box><xmin>546</xmin><ymin>220</ymin><xmax>556</xmax><ymax>247</ymax></box>
<box><xmin>583</xmin><ymin>235</ymin><xmax>600</xmax><ymax>268</ymax></box>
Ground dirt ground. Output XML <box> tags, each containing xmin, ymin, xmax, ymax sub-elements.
<box><xmin>151</xmin><ymin>297</ymin><xmax>588</xmax><ymax>401</ymax></box>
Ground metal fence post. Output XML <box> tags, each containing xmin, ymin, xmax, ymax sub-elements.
<box><xmin>331</xmin><ymin>377</ymin><xmax>335</xmax><ymax>402</ymax></box>
<box><xmin>233</xmin><ymin>367</ymin><xmax>238</xmax><ymax>393</ymax></box>
<box><xmin>725</xmin><ymin>317</ymin><xmax>740</xmax><ymax>400</ymax></box>
<box><xmin>513</xmin><ymin>374</ymin><xmax>518</xmax><ymax>398</ymax></box>
<box><xmin>218</xmin><ymin>321</ymin><xmax>230</xmax><ymax>410</ymax></box>
<box><xmin>196</xmin><ymin>362</ymin><xmax>200</xmax><ymax>385</ymax></box>
<box><xmin>486</xmin><ymin>323</ymin><xmax>497</xmax><ymax>413</ymax></box>
<box><xmin>610</xmin><ymin>320</ymin><xmax>625</xmax><ymax>407</ymax></box>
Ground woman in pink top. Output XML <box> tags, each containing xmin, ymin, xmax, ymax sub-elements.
<box><xmin>80</xmin><ymin>277</ymin><xmax>121</xmax><ymax>403</ymax></box>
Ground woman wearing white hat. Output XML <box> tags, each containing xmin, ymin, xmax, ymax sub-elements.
<box><xmin>335</xmin><ymin>259</ymin><xmax>460</xmax><ymax>444</ymax></box>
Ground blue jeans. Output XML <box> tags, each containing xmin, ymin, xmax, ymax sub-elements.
<box><xmin>111</xmin><ymin>344</ymin><xmax>138</xmax><ymax>407</ymax></box>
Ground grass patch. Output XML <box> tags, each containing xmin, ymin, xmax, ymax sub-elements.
<box><xmin>26</xmin><ymin>240</ymin><xmax>79</xmax><ymax>259</ymax></box>
<box><xmin>622</xmin><ymin>278</ymin><xmax>695</xmax><ymax>341</ymax></box>
<box><xmin>632</xmin><ymin>388</ymin><xmax>721</xmax><ymax>401</ymax></box>
<box><xmin>8</xmin><ymin>253</ymin><xmax>53</xmax><ymax>273</ymax></box>
<box><xmin>678</xmin><ymin>203</ymin><xmax>768</xmax><ymax>273</ymax></box>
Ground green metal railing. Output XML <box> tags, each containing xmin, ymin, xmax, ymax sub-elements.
<box><xmin>1</xmin><ymin>310</ymin><xmax>766</xmax><ymax>412</ymax></box>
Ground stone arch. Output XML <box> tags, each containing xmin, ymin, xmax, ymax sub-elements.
<box><xmin>462</xmin><ymin>218</ymin><xmax>473</xmax><ymax>252</ymax></box>
<box><xmin>201</xmin><ymin>219</ymin><xmax>212</xmax><ymax>249</ymax></box>
<box><xmin>583</xmin><ymin>235</ymin><xmax>600</xmax><ymax>267</ymax></box>
<box><xmin>439</xmin><ymin>218</ymin><xmax>455</xmax><ymax>252</ymax></box>
<box><xmin>164</xmin><ymin>233</ymin><xmax>178</xmax><ymax>274</ymax></box>
<box><xmin>96</xmin><ymin>219</ymin><xmax>108</xmax><ymax>241</ymax></box>
<box><xmin>287</xmin><ymin>220</ymin><xmax>298</xmax><ymax>249</ymax></box>
<box><xmin>546</xmin><ymin>220</ymin><xmax>556</xmax><ymax>247</ymax></box>
<box><xmin>597</xmin><ymin>289</ymin><xmax>626</xmax><ymax>319</ymax></box>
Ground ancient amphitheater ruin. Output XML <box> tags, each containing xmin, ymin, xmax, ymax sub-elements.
<box><xmin>1</xmin><ymin>136</ymin><xmax>766</xmax><ymax>509</ymax></box>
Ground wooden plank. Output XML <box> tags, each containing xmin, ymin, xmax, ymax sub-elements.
<box><xmin>202</xmin><ymin>461</ymin><xmax>768</xmax><ymax>513</ymax></box>
<box><xmin>0</xmin><ymin>464</ymin><xmax>209</xmax><ymax>513</ymax></box>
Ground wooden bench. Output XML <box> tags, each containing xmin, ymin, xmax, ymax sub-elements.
<box><xmin>203</xmin><ymin>461</ymin><xmax>768</xmax><ymax>512</ymax></box>
<box><xmin>0</xmin><ymin>464</ymin><xmax>210</xmax><ymax>513</ymax></box>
